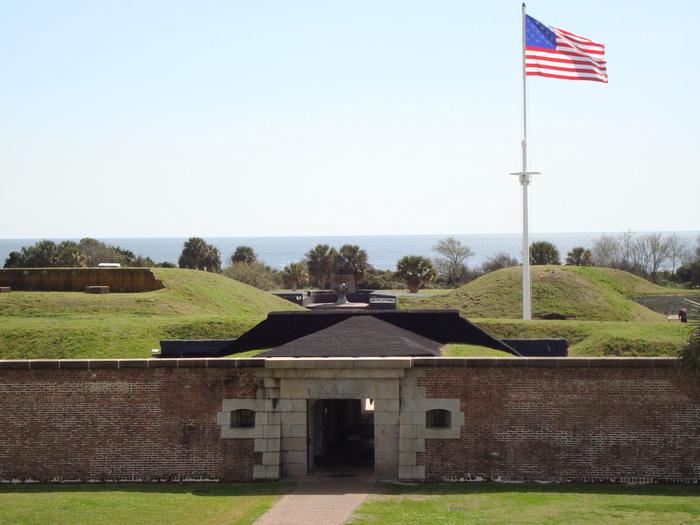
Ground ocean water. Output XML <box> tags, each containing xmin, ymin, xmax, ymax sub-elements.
<box><xmin>2</xmin><ymin>232</ymin><xmax>698</xmax><ymax>271</ymax></box>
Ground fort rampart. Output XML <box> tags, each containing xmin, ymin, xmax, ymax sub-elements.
<box><xmin>0</xmin><ymin>268</ymin><xmax>165</xmax><ymax>292</ymax></box>
<box><xmin>0</xmin><ymin>358</ymin><xmax>698</xmax><ymax>483</ymax></box>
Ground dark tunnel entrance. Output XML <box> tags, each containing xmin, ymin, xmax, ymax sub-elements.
<box><xmin>307</xmin><ymin>399</ymin><xmax>374</xmax><ymax>474</ymax></box>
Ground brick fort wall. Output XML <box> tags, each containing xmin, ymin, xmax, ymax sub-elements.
<box><xmin>0</xmin><ymin>268</ymin><xmax>165</xmax><ymax>292</ymax></box>
<box><xmin>0</xmin><ymin>364</ymin><xmax>260</xmax><ymax>482</ymax></box>
<box><xmin>1</xmin><ymin>358</ymin><xmax>699</xmax><ymax>484</ymax></box>
<box><xmin>416</xmin><ymin>363</ymin><xmax>700</xmax><ymax>483</ymax></box>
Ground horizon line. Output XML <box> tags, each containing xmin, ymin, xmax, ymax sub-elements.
<box><xmin>1</xmin><ymin>229</ymin><xmax>699</xmax><ymax>241</ymax></box>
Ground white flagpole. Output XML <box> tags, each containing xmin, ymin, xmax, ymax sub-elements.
<box><xmin>511</xmin><ymin>2</ymin><xmax>540</xmax><ymax>320</ymax></box>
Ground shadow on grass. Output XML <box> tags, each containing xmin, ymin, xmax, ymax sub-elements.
<box><xmin>2</xmin><ymin>479</ymin><xmax>699</xmax><ymax>499</ymax></box>
<box><xmin>378</xmin><ymin>481</ymin><xmax>700</xmax><ymax>498</ymax></box>
<box><xmin>0</xmin><ymin>481</ymin><xmax>295</xmax><ymax>497</ymax></box>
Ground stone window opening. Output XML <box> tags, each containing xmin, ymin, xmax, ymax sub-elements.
<box><xmin>426</xmin><ymin>409</ymin><xmax>451</xmax><ymax>429</ymax></box>
<box><xmin>231</xmin><ymin>409</ymin><xmax>255</xmax><ymax>428</ymax></box>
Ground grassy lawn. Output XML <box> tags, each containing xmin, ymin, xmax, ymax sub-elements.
<box><xmin>442</xmin><ymin>344</ymin><xmax>513</xmax><ymax>357</ymax></box>
<box><xmin>0</xmin><ymin>268</ymin><xmax>300</xmax><ymax>359</ymax></box>
<box><xmin>349</xmin><ymin>482</ymin><xmax>700</xmax><ymax>524</ymax></box>
<box><xmin>0</xmin><ymin>482</ymin><xmax>293</xmax><ymax>525</ymax></box>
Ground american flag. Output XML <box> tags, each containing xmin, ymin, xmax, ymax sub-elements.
<box><xmin>525</xmin><ymin>15</ymin><xmax>607</xmax><ymax>83</ymax></box>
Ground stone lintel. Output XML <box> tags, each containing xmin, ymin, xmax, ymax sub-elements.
<box><xmin>272</xmin><ymin>369</ymin><xmax>405</xmax><ymax>379</ymax></box>
<box><xmin>264</xmin><ymin>357</ymin><xmax>413</xmax><ymax>369</ymax></box>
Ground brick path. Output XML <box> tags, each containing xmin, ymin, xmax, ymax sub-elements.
<box><xmin>254</xmin><ymin>476</ymin><xmax>377</xmax><ymax>525</ymax></box>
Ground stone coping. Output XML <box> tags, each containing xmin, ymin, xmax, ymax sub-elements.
<box><xmin>0</xmin><ymin>356</ymin><xmax>679</xmax><ymax>370</ymax></box>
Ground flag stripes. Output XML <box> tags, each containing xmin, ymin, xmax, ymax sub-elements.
<box><xmin>525</xmin><ymin>15</ymin><xmax>607</xmax><ymax>83</ymax></box>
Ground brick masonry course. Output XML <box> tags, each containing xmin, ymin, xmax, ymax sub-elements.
<box><xmin>0</xmin><ymin>357</ymin><xmax>699</xmax><ymax>484</ymax></box>
<box><xmin>0</xmin><ymin>367</ymin><xmax>260</xmax><ymax>482</ymax></box>
<box><xmin>416</xmin><ymin>365</ymin><xmax>700</xmax><ymax>483</ymax></box>
<box><xmin>0</xmin><ymin>268</ymin><xmax>165</xmax><ymax>293</ymax></box>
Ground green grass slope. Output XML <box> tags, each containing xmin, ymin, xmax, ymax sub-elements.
<box><xmin>476</xmin><ymin>319</ymin><xmax>692</xmax><ymax>357</ymax></box>
<box><xmin>402</xmin><ymin>266</ymin><xmax>670</xmax><ymax>321</ymax></box>
<box><xmin>0</xmin><ymin>268</ymin><xmax>300</xmax><ymax>359</ymax></box>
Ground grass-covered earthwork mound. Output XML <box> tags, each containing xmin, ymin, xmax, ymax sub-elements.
<box><xmin>0</xmin><ymin>268</ymin><xmax>300</xmax><ymax>359</ymax></box>
<box><xmin>476</xmin><ymin>319</ymin><xmax>692</xmax><ymax>357</ymax></box>
<box><xmin>402</xmin><ymin>265</ymin><xmax>677</xmax><ymax>321</ymax></box>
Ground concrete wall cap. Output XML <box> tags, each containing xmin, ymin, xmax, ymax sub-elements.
<box><xmin>0</xmin><ymin>356</ymin><xmax>679</xmax><ymax>372</ymax></box>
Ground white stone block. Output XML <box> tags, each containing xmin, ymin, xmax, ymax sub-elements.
<box><xmin>398</xmin><ymin>466</ymin><xmax>413</xmax><ymax>480</ymax></box>
<box><xmin>291</xmin><ymin>424</ymin><xmax>307</xmax><ymax>438</ymax></box>
<box><xmin>282</xmin><ymin>450</ymin><xmax>306</xmax><ymax>464</ymax></box>
<box><xmin>262</xmin><ymin>452</ymin><xmax>280</xmax><ymax>466</ymax></box>
<box><xmin>263</xmin><ymin>425</ymin><xmax>281</xmax><ymax>439</ymax></box>
<box><xmin>281</xmin><ymin>411</ymin><xmax>306</xmax><ymax>426</ymax></box>
<box><xmin>280</xmin><ymin>379</ymin><xmax>308</xmax><ymax>399</ymax></box>
<box><xmin>375</xmin><ymin>411</ymin><xmax>400</xmax><ymax>426</ymax></box>
<box><xmin>374</xmin><ymin>398</ymin><xmax>399</xmax><ymax>412</ymax></box>
<box><xmin>372</xmin><ymin>380</ymin><xmax>399</xmax><ymax>399</ymax></box>
<box><xmin>399</xmin><ymin>424</ymin><xmax>415</xmax><ymax>439</ymax></box>
<box><xmin>284</xmin><ymin>463</ymin><xmax>307</xmax><ymax>477</ymax></box>
<box><xmin>412</xmin><ymin>411</ymin><xmax>425</xmax><ymax>425</ymax></box>
<box><xmin>375</xmin><ymin>462</ymin><xmax>398</xmax><ymax>479</ymax></box>
<box><xmin>290</xmin><ymin>399</ymin><xmax>306</xmax><ymax>412</ymax></box>
<box><xmin>254</xmin><ymin>438</ymin><xmax>267</xmax><ymax>452</ymax></box>
<box><xmin>265</xmin><ymin>465</ymin><xmax>281</xmax><ymax>479</ymax></box>
<box><xmin>253</xmin><ymin>465</ymin><xmax>267</xmax><ymax>480</ymax></box>
<box><xmin>399</xmin><ymin>452</ymin><xmax>416</xmax><ymax>467</ymax></box>
<box><xmin>255</xmin><ymin>412</ymin><xmax>268</xmax><ymax>427</ymax></box>
<box><xmin>281</xmin><ymin>437</ymin><xmax>306</xmax><ymax>451</ymax></box>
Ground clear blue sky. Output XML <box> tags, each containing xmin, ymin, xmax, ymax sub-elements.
<box><xmin>1</xmin><ymin>1</ymin><xmax>698</xmax><ymax>238</ymax></box>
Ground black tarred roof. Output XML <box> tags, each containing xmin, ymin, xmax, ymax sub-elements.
<box><xmin>159</xmin><ymin>309</ymin><xmax>519</xmax><ymax>358</ymax></box>
<box><xmin>259</xmin><ymin>316</ymin><xmax>442</xmax><ymax>357</ymax></box>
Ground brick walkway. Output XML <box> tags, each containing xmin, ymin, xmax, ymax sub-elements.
<box><xmin>254</xmin><ymin>476</ymin><xmax>377</xmax><ymax>525</ymax></box>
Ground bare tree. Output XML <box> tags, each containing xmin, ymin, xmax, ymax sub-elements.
<box><xmin>482</xmin><ymin>252</ymin><xmax>519</xmax><ymax>273</ymax></box>
<box><xmin>433</xmin><ymin>237</ymin><xmax>475</xmax><ymax>285</ymax></box>
<box><xmin>644</xmin><ymin>233</ymin><xmax>673</xmax><ymax>282</ymax></box>
<box><xmin>592</xmin><ymin>234</ymin><xmax>620</xmax><ymax>267</ymax></box>
<box><xmin>667</xmin><ymin>234</ymin><xmax>690</xmax><ymax>278</ymax></box>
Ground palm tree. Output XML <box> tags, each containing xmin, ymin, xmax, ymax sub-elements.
<box><xmin>230</xmin><ymin>246</ymin><xmax>257</xmax><ymax>264</ymax></box>
<box><xmin>396</xmin><ymin>255</ymin><xmax>436</xmax><ymax>293</ymax></box>
<box><xmin>304</xmin><ymin>244</ymin><xmax>337</xmax><ymax>289</ymax></box>
<box><xmin>281</xmin><ymin>262</ymin><xmax>309</xmax><ymax>290</ymax></box>
<box><xmin>566</xmin><ymin>247</ymin><xmax>594</xmax><ymax>266</ymax></box>
<box><xmin>178</xmin><ymin>237</ymin><xmax>221</xmax><ymax>272</ymax></box>
<box><xmin>530</xmin><ymin>241</ymin><xmax>561</xmax><ymax>265</ymax></box>
<box><xmin>336</xmin><ymin>244</ymin><xmax>369</xmax><ymax>285</ymax></box>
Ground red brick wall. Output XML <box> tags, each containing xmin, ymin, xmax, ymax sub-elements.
<box><xmin>417</xmin><ymin>365</ymin><xmax>700</xmax><ymax>483</ymax></box>
<box><xmin>0</xmin><ymin>366</ymin><xmax>260</xmax><ymax>482</ymax></box>
<box><xmin>0</xmin><ymin>268</ymin><xmax>165</xmax><ymax>292</ymax></box>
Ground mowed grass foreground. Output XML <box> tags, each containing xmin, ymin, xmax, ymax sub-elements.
<box><xmin>0</xmin><ymin>482</ymin><xmax>293</xmax><ymax>525</ymax></box>
<box><xmin>349</xmin><ymin>482</ymin><xmax>700</xmax><ymax>525</ymax></box>
<box><xmin>0</xmin><ymin>268</ymin><xmax>300</xmax><ymax>359</ymax></box>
